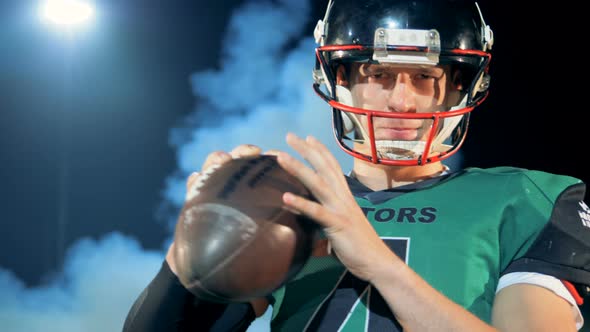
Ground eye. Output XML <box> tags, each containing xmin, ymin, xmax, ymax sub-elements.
<box><xmin>367</xmin><ymin>70</ymin><xmax>393</xmax><ymax>81</ymax></box>
<box><xmin>416</xmin><ymin>68</ymin><xmax>445</xmax><ymax>80</ymax></box>
<box><xmin>370</xmin><ymin>72</ymin><xmax>385</xmax><ymax>79</ymax></box>
<box><xmin>415</xmin><ymin>73</ymin><xmax>436</xmax><ymax>80</ymax></box>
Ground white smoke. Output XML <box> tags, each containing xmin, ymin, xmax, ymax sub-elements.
<box><xmin>165</xmin><ymin>0</ymin><xmax>351</xmax><ymax>211</ymax></box>
<box><xmin>0</xmin><ymin>233</ymin><xmax>164</xmax><ymax>332</ymax></box>
<box><xmin>0</xmin><ymin>0</ymin><xmax>350</xmax><ymax>331</ymax></box>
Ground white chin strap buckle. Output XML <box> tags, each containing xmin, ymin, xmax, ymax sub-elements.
<box><xmin>376</xmin><ymin>140</ymin><xmax>426</xmax><ymax>160</ymax></box>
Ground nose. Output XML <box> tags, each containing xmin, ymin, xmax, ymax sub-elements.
<box><xmin>387</xmin><ymin>73</ymin><xmax>416</xmax><ymax>113</ymax></box>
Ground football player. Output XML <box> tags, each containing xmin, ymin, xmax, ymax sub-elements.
<box><xmin>123</xmin><ymin>1</ymin><xmax>590</xmax><ymax>331</ymax></box>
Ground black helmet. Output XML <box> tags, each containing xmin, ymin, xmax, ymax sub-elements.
<box><xmin>313</xmin><ymin>0</ymin><xmax>494</xmax><ymax>166</ymax></box>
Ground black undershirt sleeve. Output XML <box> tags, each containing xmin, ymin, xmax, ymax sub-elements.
<box><xmin>122</xmin><ymin>260</ymin><xmax>256</xmax><ymax>332</ymax></box>
<box><xmin>502</xmin><ymin>184</ymin><xmax>590</xmax><ymax>294</ymax></box>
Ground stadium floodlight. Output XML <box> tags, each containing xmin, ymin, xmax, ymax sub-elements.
<box><xmin>39</xmin><ymin>0</ymin><xmax>95</xmax><ymax>28</ymax></box>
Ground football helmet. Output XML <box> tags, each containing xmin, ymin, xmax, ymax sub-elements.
<box><xmin>313</xmin><ymin>0</ymin><xmax>494</xmax><ymax>166</ymax></box>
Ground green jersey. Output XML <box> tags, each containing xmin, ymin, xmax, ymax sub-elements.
<box><xmin>269</xmin><ymin>166</ymin><xmax>589</xmax><ymax>331</ymax></box>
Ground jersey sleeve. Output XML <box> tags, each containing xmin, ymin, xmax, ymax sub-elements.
<box><xmin>500</xmin><ymin>177</ymin><xmax>590</xmax><ymax>297</ymax></box>
<box><xmin>122</xmin><ymin>260</ymin><xmax>256</xmax><ymax>332</ymax></box>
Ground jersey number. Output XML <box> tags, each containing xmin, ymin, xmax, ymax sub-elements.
<box><xmin>304</xmin><ymin>237</ymin><xmax>409</xmax><ymax>331</ymax></box>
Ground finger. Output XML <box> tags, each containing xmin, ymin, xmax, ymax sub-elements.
<box><xmin>283</xmin><ymin>191</ymin><xmax>337</xmax><ymax>229</ymax></box>
<box><xmin>305</xmin><ymin>136</ymin><xmax>350</xmax><ymax>193</ymax></box>
<box><xmin>202</xmin><ymin>151</ymin><xmax>232</xmax><ymax>173</ymax></box>
<box><xmin>285</xmin><ymin>133</ymin><xmax>345</xmax><ymax>188</ymax></box>
<box><xmin>284</xmin><ymin>133</ymin><xmax>311</xmax><ymax>162</ymax></box>
<box><xmin>276</xmin><ymin>151</ymin><xmax>333</xmax><ymax>203</ymax></box>
<box><xmin>305</xmin><ymin>135</ymin><xmax>343</xmax><ymax>173</ymax></box>
<box><xmin>263</xmin><ymin>149</ymin><xmax>282</xmax><ymax>157</ymax></box>
<box><xmin>229</xmin><ymin>144</ymin><xmax>262</xmax><ymax>159</ymax></box>
<box><xmin>286</xmin><ymin>133</ymin><xmax>333</xmax><ymax>173</ymax></box>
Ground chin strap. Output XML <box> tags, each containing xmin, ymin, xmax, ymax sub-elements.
<box><xmin>430</xmin><ymin>95</ymin><xmax>468</xmax><ymax>151</ymax></box>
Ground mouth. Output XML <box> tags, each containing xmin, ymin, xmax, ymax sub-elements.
<box><xmin>375</xmin><ymin>127</ymin><xmax>420</xmax><ymax>140</ymax></box>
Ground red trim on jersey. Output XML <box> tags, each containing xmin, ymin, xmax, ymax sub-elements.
<box><xmin>562</xmin><ymin>280</ymin><xmax>584</xmax><ymax>305</ymax></box>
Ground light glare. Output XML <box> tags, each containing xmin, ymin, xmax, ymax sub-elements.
<box><xmin>40</xmin><ymin>0</ymin><xmax>95</xmax><ymax>27</ymax></box>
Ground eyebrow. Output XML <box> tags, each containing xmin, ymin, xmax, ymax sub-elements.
<box><xmin>362</xmin><ymin>64</ymin><xmax>445</xmax><ymax>75</ymax></box>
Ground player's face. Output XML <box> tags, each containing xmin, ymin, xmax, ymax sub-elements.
<box><xmin>346</xmin><ymin>63</ymin><xmax>451</xmax><ymax>142</ymax></box>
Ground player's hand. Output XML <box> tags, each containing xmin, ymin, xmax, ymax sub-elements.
<box><xmin>276</xmin><ymin>133</ymin><xmax>400</xmax><ymax>283</ymax></box>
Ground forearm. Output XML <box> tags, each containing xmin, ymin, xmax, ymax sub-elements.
<box><xmin>371</xmin><ymin>251</ymin><xmax>497</xmax><ymax>332</ymax></box>
<box><xmin>123</xmin><ymin>260</ymin><xmax>198</xmax><ymax>332</ymax></box>
<box><xmin>122</xmin><ymin>260</ymin><xmax>251</xmax><ymax>332</ymax></box>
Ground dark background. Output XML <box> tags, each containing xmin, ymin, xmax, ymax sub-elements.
<box><xmin>1</xmin><ymin>0</ymin><xmax>588</xmax><ymax>328</ymax></box>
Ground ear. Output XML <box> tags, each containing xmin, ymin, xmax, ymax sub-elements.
<box><xmin>451</xmin><ymin>68</ymin><xmax>463</xmax><ymax>91</ymax></box>
<box><xmin>446</xmin><ymin>68</ymin><xmax>466</xmax><ymax>108</ymax></box>
<box><xmin>336</xmin><ymin>65</ymin><xmax>349</xmax><ymax>87</ymax></box>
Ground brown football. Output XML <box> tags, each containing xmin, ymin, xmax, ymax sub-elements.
<box><xmin>173</xmin><ymin>155</ymin><xmax>319</xmax><ymax>303</ymax></box>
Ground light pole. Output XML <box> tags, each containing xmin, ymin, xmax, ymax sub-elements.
<box><xmin>38</xmin><ymin>0</ymin><xmax>96</xmax><ymax>269</ymax></box>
